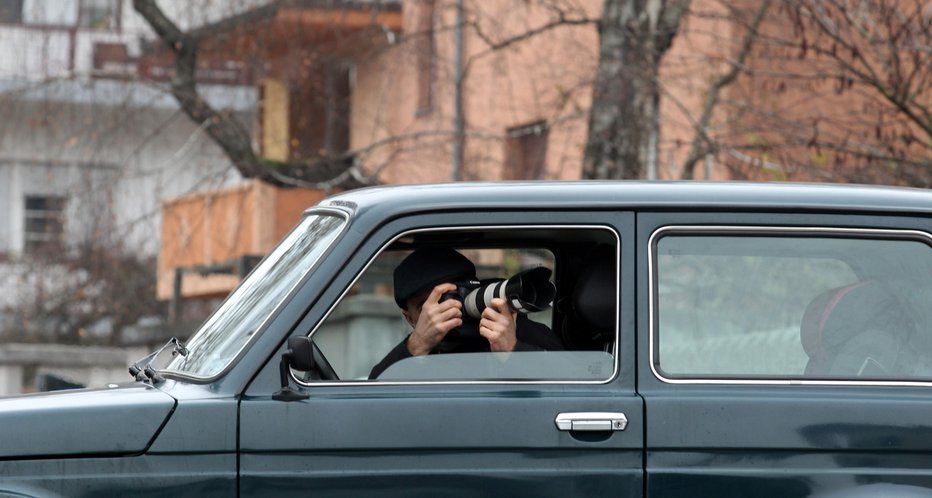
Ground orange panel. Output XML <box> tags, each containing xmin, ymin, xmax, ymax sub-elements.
<box><xmin>157</xmin><ymin>182</ymin><xmax>328</xmax><ymax>300</ymax></box>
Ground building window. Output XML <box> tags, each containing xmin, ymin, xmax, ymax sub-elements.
<box><xmin>504</xmin><ymin>121</ymin><xmax>549</xmax><ymax>180</ymax></box>
<box><xmin>0</xmin><ymin>0</ymin><xmax>23</xmax><ymax>24</ymax></box>
<box><xmin>24</xmin><ymin>195</ymin><xmax>66</xmax><ymax>254</ymax></box>
<box><xmin>324</xmin><ymin>64</ymin><xmax>352</xmax><ymax>155</ymax></box>
<box><xmin>22</xmin><ymin>0</ymin><xmax>73</xmax><ymax>26</ymax></box>
<box><xmin>78</xmin><ymin>0</ymin><xmax>116</xmax><ymax>30</ymax></box>
<box><xmin>414</xmin><ymin>0</ymin><xmax>435</xmax><ymax>114</ymax></box>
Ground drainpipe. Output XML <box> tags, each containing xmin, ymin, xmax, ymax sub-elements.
<box><xmin>451</xmin><ymin>0</ymin><xmax>465</xmax><ymax>181</ymax></box>
<box><xmin>170</xmin><ymin>268</ymin><xmax>184</xmax><ymax>324</ymax></box>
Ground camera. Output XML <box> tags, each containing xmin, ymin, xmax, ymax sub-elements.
<box><xmin>441</xmin><ymin>267</ymin><xmax>556</xmax><ymax>319</ymax></box>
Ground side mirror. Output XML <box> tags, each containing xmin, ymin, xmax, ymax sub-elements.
<box><xmin>272</xmin><ymin>336</ymin><xmax>313</xmax><ymax>402</ymax></box>
<box><xmin>286</xmin><ymin>336</ymin><xmax>314</xmax><ymax>371</ymax></box>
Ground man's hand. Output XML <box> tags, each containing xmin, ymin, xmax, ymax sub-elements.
<box><xmin>479</xmin><ymin>298</ymin><xmax>518</xmax><ymax>352</ymax></box>
<box><xmin>406</xmin><ymin>283</ymin><xmax>463</xmax><ymax>356</ymax></box>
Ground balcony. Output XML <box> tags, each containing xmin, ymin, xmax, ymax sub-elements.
<box><xmin>157</xmin><ymin>180</ymin><xmax>328</xmax><ymax>302</ymax></box>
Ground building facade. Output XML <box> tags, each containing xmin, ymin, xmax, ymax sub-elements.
<box><xmin>0</xmin><ymin>1</ymin><xmax>265</xmax><ymax>381</ymax></box>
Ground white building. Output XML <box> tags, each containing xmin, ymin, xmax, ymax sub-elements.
<box><xmin>0</xmin><ymin>0</ymin><xmax>261</xmax><ymax>258</ymax></box>
<box><xmin>0</xmin><ymin>1</ymin><xmax>262</xmax><ymax>349</ymax></box>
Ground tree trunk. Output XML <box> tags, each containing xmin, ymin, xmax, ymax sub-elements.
<box><xmin>583</xmin><ymin>0</ymin><xmax>689</xmax><ymax>179</ymax></box>
<box><xmin>133</xmin><ymin>0</ymin><xmax>286</xmax><ymax>186</ymax></box>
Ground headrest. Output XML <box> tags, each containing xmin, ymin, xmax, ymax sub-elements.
<box><xmin>568</xmin><ymin>250</ymin><xmax>616</xmax><ymax>332</ymax></box>
<box><xmin>800</xmin><ymin>280</ymin><xmax>903</xmax><ymax>356</ymax></box>
<box><xmin>800</xmin><ymin>282</ymin><xmax>866</xmax><ymax>356</ymax></box>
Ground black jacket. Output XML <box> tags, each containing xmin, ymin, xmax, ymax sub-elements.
<box><xmin>369</xmin><ymin>316</ymin><xmax>563</xmax><ymax>379</ymax></box>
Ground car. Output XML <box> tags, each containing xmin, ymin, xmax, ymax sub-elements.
<box><xmin>2</xmin><ymin>181</ymin><xmax>932</xmax><ymax>497</ymax></box>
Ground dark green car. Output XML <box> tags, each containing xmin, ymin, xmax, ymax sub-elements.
<box><xmin>3</xmin><ymin>182</ymin><xmax>932</xmax><ymax>497</ymax></box>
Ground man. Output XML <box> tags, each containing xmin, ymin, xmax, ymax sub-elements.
<box><xmin>368</xmin><ymin>248</ymin><xmax>564</xmax><ymax>379</ymax></box>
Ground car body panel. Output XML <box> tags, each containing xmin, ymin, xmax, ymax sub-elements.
<box><xmin>0</xmin><ymin>385</ymin><xmax>175</xmax><ymax>458</ymax></box>
<box><xmin>146</xmin><ymin>383</ymin><xmax>239</xmax><ymax>454</ymax></box>
<box><xmin>0</xmin><ymin>182</ymin><xmax>929</xmax><ymax>496</ymax></box>
<box><xmin>238</xmin><ymin>208</ymin><xmax>642</xmax><ymax>496</ymax></box>
<box><xmin>239</xmin><ymin>388</ymin><xmax>643</xmax><ymax>497</ymax></box>
<box><xmin>0</xmin><ymin>454</ymin><xmax>235</xmax><ymax>498</ymax></box>
<box><xmin>637</xmin><ymin>210</ymin><xmax>932</xmax><ymax>498</ymax></box>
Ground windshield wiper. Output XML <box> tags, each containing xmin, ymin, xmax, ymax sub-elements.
<box><xmin>128</xmin><ymin>337</ymin><xmax>188</xmax><ymax>385</ymax></box>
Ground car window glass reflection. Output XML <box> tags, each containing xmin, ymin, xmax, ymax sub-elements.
<box><xmin>656</xmin><ymin>233</ymin><xmax>932</xmax><ymax>381</ymax></box>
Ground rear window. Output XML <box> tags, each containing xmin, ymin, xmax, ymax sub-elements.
<box><xmin>653</xmin><ymin>229</ymin><xmax>932</xmax><ymax>382</ymax></box>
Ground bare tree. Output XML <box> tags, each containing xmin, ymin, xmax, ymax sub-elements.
<box><xmin>131</xmin><ymin>0</ymin><xmax>695</xmax><ymax>183</ymax></box>
<box><xmin>5</xmin><ymin>246</ymin><xmax>162</xmax><ymax>345</ymax></box>
<box><xmin>666</xmin><ymin>0</ymin><xmax>931</xmax><ymax>185</ymax></box>
<box><xmin>582</xmin><ymin>0</ymin><xmax>690</xmax><ymax>179</ymax></box>
<box><xmin>131</xmin><ymin>0</ymin><xmax>931</xmax><ymax>187</ymax></box>
<box><xmin>133</xmin><ymin>0</ymin><xmax>278</xmax><ymax>184</ymax></box>
<box><xmin>678</xmin><ymin>0</ymin><xmax>770</xmax><ymax>180</ymax></box>
<box><xmin>132</xmin><ymin>0</ymin><xmax>408</xmax><ymax>189</ymax></box>
<box><xmin>775</xmin><ymin>0</ymin><xmax>932</xmax><ymax>185</ymax></box>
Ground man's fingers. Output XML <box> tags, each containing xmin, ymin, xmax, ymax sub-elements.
<box><xmin>435</xmin><ymin>305</ymin><xmax>462</xmax><ymax>322</ymax></box>
<box><xmin>482</xmin><ymin>298</ymin><xmax>510</xmax><ymax>321</ymax></box>
<box><xmin>430</xmin><ymin>298</ymin><xmax>462</xmax><ymax>320</ymax></box>
<box><xmin>427</xmin><ymin>283</ymin><xmax>457</xmax><ymax>304</ymax></box>
<box><xmin>438</xmin><ymin>297</ymin><xmax>463</xmax><ymax>311</ymax></box>
<box><xmin>491</xmin><ymin>298</ymin><xmax>512</xmax><ymax>313</ymax></box>
<box><xmin>439</xmin><ymin>317</ymin><xmax>463</xmax><ymax>332</ymax></box>
<box><xmin>479</xmin><ymin>299</ymin><xmax>518</xmax><ymax>353</ymax></box>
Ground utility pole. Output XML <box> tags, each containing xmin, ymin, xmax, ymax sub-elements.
<box><xmin>451</xmin><ymin>0</ymin><xmax>465</xmax><ymax>181</ymax></box>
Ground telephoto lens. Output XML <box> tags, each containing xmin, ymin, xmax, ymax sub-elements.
<box><xmin>463</xmin><ymin>267</ymin><xmax>555</xmax><ymax>319</ymax></box>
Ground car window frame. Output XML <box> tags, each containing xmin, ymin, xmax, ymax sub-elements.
<box><xmin>161</xmin><ymin>207</ymin><xmax>350</xmax><ymax>384</ymax></box>
<box><xmin>295</xmin><ymin>223</ymin><xmax>622</xmax><ymax>387</ymax></box>
<box><xmin>649</xmin><ymin>224</ymin><xmax>932</xmax><ymax>387</ymax></box>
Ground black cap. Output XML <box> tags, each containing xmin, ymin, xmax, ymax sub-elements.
<box><xmin>393</xmin><ymin>248</ymin><xmax>476</xmax><ymax>308</ymax></box>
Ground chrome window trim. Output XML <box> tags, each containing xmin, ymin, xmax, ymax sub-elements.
<box><xmin>296</xmin><ymin>223</ymin><xmax>622</xmax><ymax>387</ymax></box>
<box><xmin>648</xmin><ymin>225</ymin><xmax>932</xmax><ymax>387</ymax></box>
<box><xmin>163</xmin><ymin>207</ymin><xmax>350</xmax><ymax>383</ymax></box>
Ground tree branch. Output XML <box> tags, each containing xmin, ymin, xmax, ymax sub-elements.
<box><xmin>681</xmin><ymin>0</ymin><xmax>769</xmax><ymax>179</ymax></box>
<box><xmin>133</xmin><ymin>0</ymin><xmax>291</xmax><ymax>186</ymax></box>
<box><xmin>464</xmin><ymin>9</ymin><xmax>596</xmax><ymax>80</ymax></box>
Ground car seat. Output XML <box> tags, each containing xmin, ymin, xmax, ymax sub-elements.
<box><xmin>559</xmin><ymin>247</ymin><xmax>616</xmax><ymax>351</ymax></box>
<box><xmin>800</xmin><ymin>280</ymin><xmax>916</xmax><ymax>377</ymax></box>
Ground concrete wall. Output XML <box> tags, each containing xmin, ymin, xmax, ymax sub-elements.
<box><xmin>313</xmin><ymin>294</ymin><xmax>408</xmax><ymax>381</ymax></box>
<box><xmin>0</xmin><ymin>294</ymin><xmax>406</xmax><ymax>395</ymax></box>
<box><xmin>0</xmin><ymin>343</ymin><xmax>140</xmax><ymax>396</ymax></box>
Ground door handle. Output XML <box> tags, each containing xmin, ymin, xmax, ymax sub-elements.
<box><xmin>555</xmin><ymin>412</ymin><xmax>628</xmax><ymax>432</ymax></box>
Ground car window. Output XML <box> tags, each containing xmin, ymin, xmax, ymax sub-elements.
<box><xmin>654</xmin><ymin>230</ymin><xmax>932</xmax><ymax>381</ymax></box>
<box><xmin>299</xmin><ymin>225</ymin><xmax>619</xmax><ymax>383</ymax></box>
<box><xmin>165</xmin><ymin>212</ymin><xmax>346</xmax><ymax>379</ymax></box>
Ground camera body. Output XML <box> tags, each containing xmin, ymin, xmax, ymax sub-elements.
<box><xmin>440</xmin><ymin>279</ymin><xmax>482</xmax><ymax>309</ymax></box>
<box><xmin>440</xmin><ymin>267</ymin><xmax>556</xmax><ymax>319</ymax></box>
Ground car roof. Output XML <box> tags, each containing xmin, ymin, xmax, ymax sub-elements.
<box><xmin>315</xmin><ymin>181</ymin><xmax>932</xmax><ymax>219</ymax></box>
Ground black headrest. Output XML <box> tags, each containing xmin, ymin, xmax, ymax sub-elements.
<box><xmin>568</xmin><ymin>250</ymin><xmax>616</xmax><ymax>332</ymax></box>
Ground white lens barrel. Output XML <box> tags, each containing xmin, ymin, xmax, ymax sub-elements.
<box><xmin>465</xmin><ymin>280</ymin><xmax>506</xmax><ymax>318</ymax></box>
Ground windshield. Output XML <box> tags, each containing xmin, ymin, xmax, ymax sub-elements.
<box><xmin>164</xmin><ymin>212</ymin><xmax>346</xmax><ymax>379</ymax></box>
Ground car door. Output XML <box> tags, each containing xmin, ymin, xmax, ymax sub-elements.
<box><xmin>638</xmin><ymin>211</ymin><xmax>932</xmax><ymax>498</ymax></box>
<box><xmin>238</xmin><ymin>210</ymin><xmax>643</xmax><ymax>497</ymax></box>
